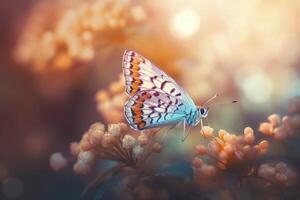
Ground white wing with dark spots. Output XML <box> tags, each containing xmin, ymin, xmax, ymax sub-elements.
<box><xmin>124</xmin><ymin>90</ymin><xmax>187</xmax><ymax>130</ymax></box>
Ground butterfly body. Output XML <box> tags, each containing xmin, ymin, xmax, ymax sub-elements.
<box><xmin>122</xmin><ymin>50</ymin><xmax>208</xmax><ymax>131</ymax></box>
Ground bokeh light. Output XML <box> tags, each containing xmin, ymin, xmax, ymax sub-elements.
<box><xmin>170</xmin><ymin>7</ymin><xmax>200</xmax><ymax>39</ymax></box>
<box><xmin>24</xmin><ymin>132</ymin><xmax>51</xmax><ymax>159</ymax></box>
<box><xmin>241</xmin><ymin>72</ymin><xmax>273</xmax><ymax>103</ymax></box>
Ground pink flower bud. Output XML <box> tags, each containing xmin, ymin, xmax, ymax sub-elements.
<box><xmin>49</xmin><ymin>152</ymin><xmax>68</xmax><ymax>171</ymax></box>
<box><xmin>201</xmin><ymin>126</ymin><xmax>214</xmax><ymax>138</ymax></box>
<box><xmin>258</xmin><ymin>122</ymin><xmax>274</xmax><ymax>136</ymax></box>
<box><xmin>208</xmin><ymin>139</ymin><xmax>221</xmax><ymax>154</ymax></box>
<box><xmin>223</xmin><ymin>144</ymin><xmax>233</xmax><ymax>154</ymax></box>
<box><xmin>89</xmin><ymin>125</ymin><xmax>104</xmax><ymax>145</ymax></box>
<box><xmin>223</xmin><ymin>133</ymin><xmax>236</xmax><ymax>143</ymax></box>
<box><xmin>133</xmin><ymin>145</ymin><xmax>144</xmax><ymax>158</ymax></box>
<box><xmin>218</xmin><ymin>129</ymin><xmax>227</xmax><ymax>139</ymax></box>
<box><xmin>122</xmin><ymin>134</ymin><xmax>136</xmax><ymax>149</ymax></box>
<box><xmin>108</xmin><ymin>124</ymin><xmax>121</xmax><ymax>137</ymax></box>
<box><xmin>268</xmin><ymin>114</ymin><xmax>281</xmax><ymax>127</ymax></box>
<box><xmin>192</xmin><ymin>157</ymin><xmax>202</xmax><ymax>168</ymax></box>
<box><xmin>219</xmin><ymin>150</ymin><xmax>228</xmax><ymax>160</ymax></box>
<box><xmin>70</xmin><ymin>142</ymin><xmax>80</xmax><ymax>156</ymax></box>
<box><xmin>244</xmin><ymin>132</ymin><xmax>255</xmax><ymax>144</ymax></box>
<box><xmin>78</xmin><ymin>151</ymin><xmax>95</xmax><ymax>164</ymax></box>
<box><xmin>214</xmin><ymin>137</ymin><xmax>225</xmax><ymax>146</ymax></box>
<box><xmin>282</xmin><ymin>115</ymin><xmax>289</xmax><ymax>124</ymax></box>
<box><xmin>73</xmin><ymin>160</ymin><xmax>91</xmax><ymax>174</ymax></box>
<box><xmin>95</xmin><ymin>91</ymin><xmax>109</xmax><ymax>102</ymax></box>
<box><xmin>89</xmin><ymin>122</ymin><xmax>105</xmax><ymax>133</ymax></box>
<box><xmin>82</xmin><ymin>132</ymin><xmax>90</xmax><ymax>141</ymax></box>
<box><xmin>195</xmin><ymin>144</ymin><xmax>207</xmax><ymax>155</ymax></box>
<box><xmin>244</xmin><ymin>127</ymin><xmax>254</xmax><ymax>135</ymax></box>
<box><xmin>80</xmin><ymin>139</ymin><xmax>92</xmax><ymax>151</ymax></box>
<box><xmin>258</xmin><ymin>140</ymin><xmax>269</xmax><ymax>151</ymax></box>
<box><xmin>89</xmin><ymin>134</ymin><xmax>102</xmax><ymax>146</ymax></box>
<box><xmin>274</xmin><ymin>127</ymin><xmax>287</xmax><ymax>141</ymax></box>
<box><xmin>102</xmin><ymin>133</ymin><xmax>114</xmax><ymax>148</ymax></box>
<box><xmin>242</xmin><ymin>145</ymin><xmax>251</xmax><ymax>154</ymax></box>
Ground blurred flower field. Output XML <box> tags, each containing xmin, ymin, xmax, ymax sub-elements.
<box><xmin>0</xmin><ymin>0</ymin><xmax>300</xmax><ymax>199</ymax></box>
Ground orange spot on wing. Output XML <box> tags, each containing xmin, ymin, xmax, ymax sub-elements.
<box><xmin>134</xmin><ymin>117</ymin><xmax>142</xmax><ymax>124</ymax></box>
<box><xmin>132</xmin><ymin>103</ymin><xmax>141</xmax><ymax>112</ymax></box>
<box><xmin>132</xmin><ymin>64</ymin><xmax>140</xmax><ymax>71</ymax></box>
<box><xmin>132</xmin><ymin>58</ymin><xmax>141</xmax><ymax>65</ymax></box>
<box><xmin>130</xmin><ymin>76</ymin><xmax>143</xmax><ymax>94</ymax></box>
<box><xmin>131</xmin><ymin>87</ymin><xmax>139</xmax><ymax>94</ymax></box>
<box><xmin>138</xmin><ymin>122</ymin><xmax>146</xmax><ymax>129</ymax></box>
<box><xmin>132</xmin><ymin>72</ymin><xmax>139</xmax><ymax>77</ymax></box>
<box><xmin>133</xmin><ymin>77</ymin><xmax>142</xmax><ymax>85</ymax></box>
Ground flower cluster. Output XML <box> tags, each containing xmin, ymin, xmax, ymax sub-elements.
<box><xmin>193</xmin><ymin>126</ymin><xmax>269</xmax><ymax>178</ymax></box>
<box><xmin>95</xmin><ymin>74</ymin><xmax>126</xmax><ymax>123</ymax></box>
<box><xmin>259</xmin><ymin>97</ymin><xmax>300</xmax><ymax>140</ymax></box>
<box><xmin>49</xmin><ymin>122</ymin><xmax>161</xmax><ymax>174</ymax></box>
<box><xmin>14</xmin><ymin>0</ymin><xmax>147</xmax><ymax>72</ymax></box>
<box><xmin>258</xmin><ymin>162</ymin><xmax>298</xmax><ymax>186</ymax></box>
<box><xmin>259</xmin><ymin>114</ymin><xmax>292</xmax><ymax>140</ymax></box>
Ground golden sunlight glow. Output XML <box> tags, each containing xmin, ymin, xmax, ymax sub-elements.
<box><xmin>242</xmin><ymin>73</ymin><xmax>273</xmax><ymax>103</ymax></box>
<box><xmin>170</xmin><ymin>7</ymin><xmax>200</xmax><ymax>39</ymax></box>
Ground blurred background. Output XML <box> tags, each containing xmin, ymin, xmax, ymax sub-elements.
<box><xmin>1</xmin><ymin>0</ymin><xmax>300</xmax><ymax>199</ymax></box>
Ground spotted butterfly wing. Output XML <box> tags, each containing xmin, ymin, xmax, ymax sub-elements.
<box><xmin>125</xmin><ymin>90</ymin><xmax>187</xmax><ymax>130</ymax></box>
<box><xmin>122</xmin><ymin>50</ymin><xmax>197</xmax><ymax>130</ymax></box>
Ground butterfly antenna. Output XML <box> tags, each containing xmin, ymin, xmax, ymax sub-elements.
<box><xmin>208</xmin><ymin>100</ymin><xmax>238</xmax><ymax>108</ymax></box>
<box><xmin>203</xmin><ymin>94</ymin><xmax>219</xmax><ymax>107</ymax></box>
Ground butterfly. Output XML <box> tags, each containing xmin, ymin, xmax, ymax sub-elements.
<box><xmin>122</xmin><ymin>50</ymin><xmax>215</xmax><ymax>139</ymax></box>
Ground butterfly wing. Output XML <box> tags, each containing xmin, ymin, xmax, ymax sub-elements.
<box><xmin>124</xmin><ymin>90</ymin><xmax>187</xmax><ymax>130</ymax></box>
<box><xmin>122</xmin><ymin>50</ymin><xmax>196</xmax><ymax>109</ymax></box>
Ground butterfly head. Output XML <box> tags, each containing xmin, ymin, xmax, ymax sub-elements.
<box><xmin>188</xmin><ymin>106</ymin><xmax>209</xmax><ymax>127</ymax></box>
<box><xmin>197</xmin><ymin>106</ymin><xmax>209</xmax><ymax>118</ymax></box>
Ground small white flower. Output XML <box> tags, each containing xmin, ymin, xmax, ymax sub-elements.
<box><xmin>78</xmin><ymin>151</ymin><xmax>95</xmax><ymax>164</ymax></box>
<box><xmin>122</xmin><ymin>134</ymin><xmax>136</xmax><ymax>149</ymax></box>
<box><xmin>108</xmin><ymin>124</ymin><xmax>121</xmax><ymax>137</ymax></box>
<box><xmin>89</xmin><ymin>122</ymin><xmax>105</xmax><ymax>133</ymax></box>
<box><xmin>73</xmin><ymin>160</ymin><xmax>91</xmax><ymax>174</ymax></box>
<box><xmin>133</xmin><ymin>145</ymin><xmax>144</xmax><ymax>158</ymax></box>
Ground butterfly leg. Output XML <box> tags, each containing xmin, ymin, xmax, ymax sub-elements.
<box><xmin>200</xmin><ymin>118</ymin><xmax>205</xmax><ymax>137</ymax></box>
<box><xmin>181</xmin><ymin>120</ymin><xmax>191</xmax><ymax>142</ymax></box>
